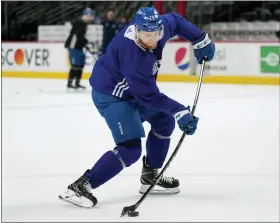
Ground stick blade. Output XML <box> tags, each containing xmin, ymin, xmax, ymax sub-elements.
<box><xmin>120</xmin><ymin>204</ymin><xmax>137</xmax><ymax>217</ymax></box>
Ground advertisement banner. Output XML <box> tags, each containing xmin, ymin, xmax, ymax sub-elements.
<box><xmin>1</xmin><ymin>42</ymin><xmax>279</xmax><ymax>85</ymax></box>
<box><xmin>1</xmin><ymin>43</ymin><xmax>66</xmax><ymax>72</ymax></box>
<box><xmin>195</xmin><ymin>42</ymin><xmax>280</xmax><ymax>76</ymax></box>
<box><xmin>159</xmin><ymin>42</ymin><xmax>192</xmax><ymax>75</ymax></box>
<box><xmin>201</xmin><ymin>43</ymin><xmax>228</xmax><ymax>76</ymax></box>
<box><xmin>260</xmin><ymin>46</ymin><xmax>280</xmax><ymax>74</ymax></box>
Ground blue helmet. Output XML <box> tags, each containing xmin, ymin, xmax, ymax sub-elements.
<box><xmin>135</xmin><ymin>7</ymin><xmax>163</xmax><ymax>32</ymax></box>
<box><xmin>83</xmin><ymin>7</ymin><xmax>94</xmax><ymax>16</ymax></box>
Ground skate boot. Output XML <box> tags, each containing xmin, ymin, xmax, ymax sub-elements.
<box><xmin>75</xmin><ymin>78</ymin><xmax>86</xmax><ymax>90</ymax></box>
<box><xmin>139</xmin><ymin>156</ymin><xmax>180</xmax><ymax>194</ymax></box>
<box><xmin>76</xmin><ymin>84</ymin><xmax>86</xmax><ymax>90</ymax></box>
<box><xmin>59</xmin><ymin>170</ymin><xmax>97</xmax><ymax>208</ymax></box>
<box><xmin>66</xmin><ymin>78</ymin><xmax>77</xmax><ymax>90</ymax></box>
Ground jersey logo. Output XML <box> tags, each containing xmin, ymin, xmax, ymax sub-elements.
<box><xmin>153</xmin><ymin>60</ymin><xmax>161</xmax><ymax>75</ymax></box>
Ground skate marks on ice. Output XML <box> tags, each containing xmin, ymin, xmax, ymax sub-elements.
<box><xmin>39</xmin><ymin>86</ymin><xmax>91</xmax><ymax>95</ymax></box>
<box><xmin>2</xmin><ymin>78</ymin><xmax>91</xmax><ymax>104</ymax></box>
<box><xmin>2</xmin><ymin>79</ymin><xmax>93</xmax><ymax>111</ymax></box>
<box><xmin>2</xmin><ymin>175</ymin><xmax>174</xmax><ymax>222</ymax></box>
<box><xmin>2</xmin><ymin>78</ymin><xmax>279</xmax><ymax>222</ymax></box>
<box><xmin>2</xmin><ymin>174</ymin><xmax>279</xmax><ymax>222</ymax></box>
<box><xmin>3</xmin><ymin>101</ymin><xmax>92</xmax><ymax>111</ymax></box>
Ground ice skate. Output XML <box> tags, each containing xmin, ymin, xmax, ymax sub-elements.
<box><xmin>76</xmin><ymin>84</ymin><xmax>86</xmax><ymax>90</ymax></box>
<box><xmin>75</xmin><ymin>79</ymin><xmax>86</xmax><ymax>90</ymax></box>
<box><xmin>66</xmin><ymin>78</ymin><xmax>77</xmax><ymax>91</ymax></box>
<box><xmin>139</xmin><ymin>156</ymin><xmax>180</xmax><ymax>194</ymax></box>
<box><xmin>59</xmin><ymin>171</ymin><xmax>98</xmax><ymax>208</ymax></box>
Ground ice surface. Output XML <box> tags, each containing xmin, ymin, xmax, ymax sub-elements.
<box><xmin>2</xmin><ymin>78</ymin><xmax>279</xmax><ymax>222</ymax></box>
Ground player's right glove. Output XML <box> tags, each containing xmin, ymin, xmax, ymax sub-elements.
<box><xmin>174</xmin><ymin>106</ymin><xmax>199</xmax><ymax>135</ymax></box>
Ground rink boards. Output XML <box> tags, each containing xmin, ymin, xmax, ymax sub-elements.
<box><xmin>1</xmin><ymin>41</ymin><xmax>279</xmax><ymax>85</ymax></box>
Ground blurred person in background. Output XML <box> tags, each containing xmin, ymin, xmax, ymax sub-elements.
<box><xmin>118</xmin><ymin>16</ymin><xmax>129</xmax><ymax>31</ymax></box>
<box><xmin>93</xmin><ymin>14</ymin><xmax>102</xmax><ymax>25</ymax></box>
<box><xmin>101</xmin><ymin>9</ymin><xmax>119</xmax><ymax>55</ymax></box>
<box><xmin>64</xmin><ymin>7</ymin><xmax>94</xmax><ymax>90</ymax></box>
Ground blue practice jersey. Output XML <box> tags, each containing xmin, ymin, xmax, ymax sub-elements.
<box><xmin>89</xmin><ymin>13</ymin><xmax>205</xmax><ymax>115</ymax></box>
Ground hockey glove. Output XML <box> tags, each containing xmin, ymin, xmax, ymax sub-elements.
<box><xmin>192</xmin><ymin>33</ymin><xmax>215</xmax><ymax>64</ymax></box>
<box><xmin>174</xmin><ymin>107</ymin><xmax>199</xmax><ymax>135</ymax></box>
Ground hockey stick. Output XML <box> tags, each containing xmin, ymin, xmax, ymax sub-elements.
<box><xmin>121</xmin><ymin>58</ymin><xmax>207</xmax><ymax>217</ymax></box>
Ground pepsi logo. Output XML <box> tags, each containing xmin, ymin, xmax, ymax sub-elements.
<box><xmin>175</xmin><ymin>47</ymin><xmax>190</xmax><ymax>71</ymax></box>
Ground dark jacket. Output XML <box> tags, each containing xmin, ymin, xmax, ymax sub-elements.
<box><xmin>65</xmin><ymin>18</ymin><xmax>88</xmax><ymax>51</ymax></box>
<box><xmin>101</xmin><ymin>19</ymin><xmax>119</xmax><ymax>54</ymax></box>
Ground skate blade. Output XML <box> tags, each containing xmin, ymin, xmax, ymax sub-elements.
<box><xmin>139</xmin><ymin>184</ymin><xmax>180</xmax><ymax>195</ymax></box>
<box><xmin>58</xmin><ymin>189</ymin><xmax>94</xmax><ymax>208</ymax></box>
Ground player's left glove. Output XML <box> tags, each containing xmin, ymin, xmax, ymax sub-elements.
<box><xmin>174</xmin><ymin>106</ymin><xmax>199</xmax><ymax>135</ymax></box>
<box><xmin>192</xmin><ymin>33</ymin><xmax>215</xmax><ymax>64</ymax></box>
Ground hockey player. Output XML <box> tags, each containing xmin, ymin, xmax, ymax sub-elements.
<box><xmin>64</xmin><ymin>7</ymin><xmax>94</xmax><ymax>90</ymax></box>
<box><xmin>101</xmin><ymin>9</ymin><xmax>119</xmax><ymax>55</ymax></box>
<box><xmin>59</xmin><ymin>7</ymin><xmax>215</xmax><ymax>208</ymax></box>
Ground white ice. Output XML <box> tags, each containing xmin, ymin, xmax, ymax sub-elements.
<box><xmin>2</xmin><ymin>78</ymin><xmax>279</xmax><ymax>222</ymax></box>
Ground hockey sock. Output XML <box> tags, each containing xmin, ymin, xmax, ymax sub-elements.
<box><xmin>75</xmin><ymin>69</ymin><xmax>83</xmax><ymax>86</ymax></box>
<box><xmin>68</xmin><ymin>68</ymin><xmax>76</xmax><ymax>79</ymax></box>
<box><xmin>146</xmin><ymin>130</ymin><xmax>170</xmax><ymax>169</ymax></box>
<box><xmin>86</xmin><ymin>150</ymin><xmax>123</xmax><ymax>189</ymax></box>
<box><xmin>86</xmin><ymin>139</ymin><xmax>141</xmax><ymax>189</ymax></box>
<box><xmin>67</xmin><ymin>68</ymin><xmax>76</xmax><ymax>85</ymax></box>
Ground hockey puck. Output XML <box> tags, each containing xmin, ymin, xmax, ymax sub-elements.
<box><xmin>128</xmin><ymin>211</ymin><xmax>139</xmax><ymax>217</ymax></box>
